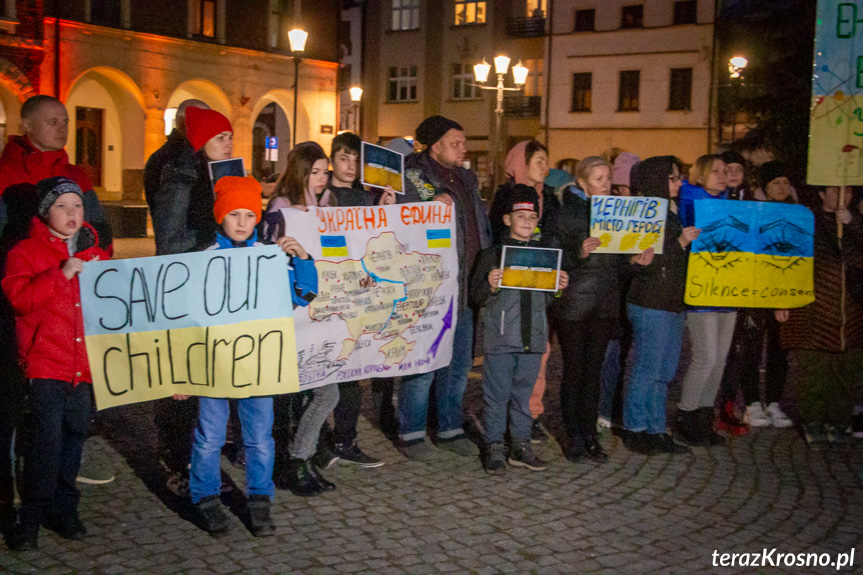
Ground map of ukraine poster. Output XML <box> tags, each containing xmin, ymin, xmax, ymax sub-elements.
<box><xmin>684</xmin><ymin>200</ymin><xmax>815</xmax><ymax>308</ymax></box>
<box><xmin>282</xmin><ymin>202</ymin><xmax>458</xmax><ymax>390</ymax></box>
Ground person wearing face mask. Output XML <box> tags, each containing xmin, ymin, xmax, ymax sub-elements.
<box><xmin>776</xmin><ymin>186</ymin><xmax>863</xmax><ymax>450</ymax></box>
<box><xmin>676</xmin><ymin>155</ymin><xmax>737</xmax><ymax>446</ymax></box>
<box><xmin>488</xmin><ymin>140</ymin><xmax>562</xmax><ymax>443</ymax></box>
<box><xmin>551</xmin><ymin>156</ymin><xmax>654</xmax><ymax>464</ymax></box>
<box><xmin>622</xmin><ymin>156</ymin><xmax>698</xmax><ymax>454</ymax></box>
<box><xmin>718</xmin><ymin>161</ymin><xmax>795</xmax><ymax>434</ymax></box>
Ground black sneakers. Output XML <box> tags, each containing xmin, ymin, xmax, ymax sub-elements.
<box><xmin>507</xmin><ymin>441</ymin><xmax>547</xmax><ymax>471</ymax></box>
<box><xmin>195</xmin><ymin>495</ymin><xmax>232</xmax><ymax>536</ymax></box>
<box><xmin>485</xmin><ymin>442</ymin><xmax>507</xmax><ymax>475</ymax></box>
<box><xmin>650</xmin><ymin>433</ymin><xmax>691</xmax><ymax>455</ymax></box>
<box><xmin>247</xmin><ymin>495</ymin><xmax>275</xmax><ymax>537</ymax></box>
<box><xmin>336</xmin><ymin>442</ymin><xmax>384</xmax><ymax>468</ymax></box>
<box><xmin>530</xmin><ymin>419</ymin><xmax>548</xmax><ymax>444</ymax></box>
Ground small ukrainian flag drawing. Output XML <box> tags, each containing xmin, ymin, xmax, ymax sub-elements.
<box><xmin>427</xmin><ymin>229</ymin><xmax>451</xmax><ymax>249</ymax></box>
<box><xmin>321</xmin><ymin>235</ymin><xmax>349</xmax><ymax>257</ymax></box>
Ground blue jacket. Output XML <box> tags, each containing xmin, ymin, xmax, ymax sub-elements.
<box><xmin>208</xmin><ymin>230</ymin><xmax>318</xmax><ymax>308</ymax></box>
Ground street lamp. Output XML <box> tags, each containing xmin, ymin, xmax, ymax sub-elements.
<box><xmin>349</xmin><ymin>86</ymin><xmax>363</xmax><ymax>134</ymax></box>
<box><xmin>473</xmin><ymin>56</ymin><xmax>528</xmax><ymax>191</ymax></box>
<box><xmin>288</xmin><ymin>28</ymin><xmax>308</xmax><ymax>147</ymax></box>
<box><xmin>727</xmin><ymin>55</ymin><xmax>748</xmax><ymax>143</ymax></box>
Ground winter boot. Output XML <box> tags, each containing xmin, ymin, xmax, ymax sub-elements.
<box><xmin>285</xmin><ymin>458</ymin><xmax>322</xmax><ymax>497</ymax></box>
<box><xmin>675</xmin><ymin>409</ymin><xmax>707</xmax><ymax>446</ymax></box>
<box><xmin>247</xmin><ymin>495</ymin><xmax>275</xmax><ymax>537</ymax></box>
<box><xmin>699</xmin><ymin>407</ymin><xmax>726</xmax><ymax>446</ymax></box>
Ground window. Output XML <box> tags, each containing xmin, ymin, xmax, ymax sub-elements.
<box><xmin>669</xmin><ymin>68</ymin><xmax>693</xmax><ymax>110</ymax></box>
<box><xmin>621</xmin><ymin>5</ymin><xmax>643</xmax><ymax>29</ymax></box>
<box><xmin>392</xmin><ymin>0</ymin><xmax>419</xmax><ymax>31</ymax></box>
<box><xmin>388</xmin><ymin>66</ymin><xmax>418</xmax><ymax>102</ymax></box>
<box><xmin>571</xmin><ymin>72</ymin><xmax>592</xmax><ymax>112</ymax></box>
<box><xmin>526</xmin><ymin>0</ymin><xmax>546</xmax><ymax>18</ymax></box>
<box><xmin>574</xmin><ymin>9</ymin><xmax>595</xmax><ymax>32</ymax></box>
<box><xmin>673</xmin><ymin>1</ymin><xmax>697</xmax><ymax>25</ymax></box>
<box><xmin>455</xmin><ymin>1</ymin><xmax>486</xmax><ymax>25</ymax></box>
<box><xmin>89</xmin><ymin>0</ymin><xmax>121</xmax><ymax>26</ymax></box>
<box><xmin>452</xmin><ymin>64</ymin><xmax>481</xmax><ymax>100</ymax></box>
<box><xmin>192</xmin><ymin>0</ymin><xmax>216</xmax><ymax>37</ymax></box>
<box><xmin>618</xmin><ymin>70</ymin><xmax>640</xmax><ymax>111</ymax></box>
<box><xmin>523</xmin><ymin>59</ymin><xmax>543</xmax><ymax>97</ymax></box>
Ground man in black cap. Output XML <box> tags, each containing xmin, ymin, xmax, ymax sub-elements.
<box><xmin>396</xmin><ymin>115</ymin><xmax>492</xmax><ymax>460</ymax></box>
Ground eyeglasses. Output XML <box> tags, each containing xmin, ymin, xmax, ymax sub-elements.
<box><xmin>668</xmin><ymin>175</ymin><xmax>682</xmax><ymax>183</ymax></box>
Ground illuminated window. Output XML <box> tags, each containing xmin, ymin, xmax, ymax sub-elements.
<box><xmin>455</xmin><ymin>1</ymin><xmax>486</xmax><ymax>25</ymax></box>
<box><xmin>571</xmin><ymin>73</ymin><xmax>591</xmax><ymax>112</ymax></box>
<box><xmin>452</xmin><ymin>64</ymin><xmax>481</xmax><ymax>100</ymax></box>
<box><xmin>525</xmin><ymin>0</ymin><xmax>546</xmax><ymax>18</ymax></box>
<box><xmin>191</xmin><ymin>0</ymin><xmax>216</xmax><ymax>38</ymax></box>
<box><xmin>388</xmin><ymin>66</ymin><xmax>417</xmax><ymax>102</ymax></box>
<box><xmin>618</xmin><ymin>70</ymin><xmax>640</xmax><ymax>111</ymax></box>
<box><xmin>392</xmin><ymin>0</ymin><xmax>419</xmax><ymax>31</ymax></box>
<box><xmin>523</xmin><ymin>59</ymin><xmax>543</xmax><ymax>97</ymax></box>
<box><xmin>164</xmin><ymin>108</ymin><xmax>178</xmax><ymax>136</ymax></box>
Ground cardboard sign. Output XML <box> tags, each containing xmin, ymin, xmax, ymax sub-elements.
<box><xmin>361</xmin><ymin>141</ymin><xmax>405</xmax><ymax>193</ymax></box>
<box><xmin>498</xmin><ymin>246</ymin><xmax>562</xmax><ymax>292</ymax></box>
<box><xmin>79</xmin><ymin>246</ymin><xmax>300</xmax><ymax>409</ymax></box>
<box><xmin>281</xmin><ymin>202</ymin><xmax>458</xmax><ymax>390</ymax></box>
<box><xmin>684</xmin><ymin>200</ymin><xmax>815</xmax><ymax>308</ymax></box>
<box><xmin>807</xmin><ymin>2</ymin><xmax>863</xmax><ymax>185</ymax></box>
<box><xmin>590</xmin><ymin>195</ymin><xmax>668</xmax><ymax>254</ymax></box>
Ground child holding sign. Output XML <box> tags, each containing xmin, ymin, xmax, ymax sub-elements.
<box><xmin>470</xmin><ymin>185</ymin><xmax>568</xmax><ymax>474</ymax></box>
<box><xmin>189</xmin><ymin>176</ymin><xmax>317</xmax><ymax>537</ymax></box>
<box><xmin>2</xmin><ymin>177</ymin><xmax>110</xmax><ymax>550</ymax></box>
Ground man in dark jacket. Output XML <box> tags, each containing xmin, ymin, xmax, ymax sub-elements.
<box><xmin>396</xmin><ymin>115</ymin><xmax>492</xmax><ymax>460</ymax></box>
<box><xmin>142</xmin><ymin>99</ymin><xmax>211</xmax><ymax>494</ymax></box>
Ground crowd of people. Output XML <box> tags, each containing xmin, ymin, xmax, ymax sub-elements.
<box><xmin>0</xmin><ymin>94</ymin><xmax>860</xmax><ymax>548</ymax></box>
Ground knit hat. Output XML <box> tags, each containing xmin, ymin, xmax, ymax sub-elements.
<box><xmin>415</xmin><ymin>115</ymin><xmax>463</xmax><ymax>147</ymax></box>
<box><xmin>720</xmin><ymin>149</ymin><xmax>746</xmax><ymax>167</ymax></box>
<box><xmin>508</xmin><ymin>184</ymin><xmax>539</xmax><ymax>214</ymax></box>
<box><xmin>186</xmin><ymin>106</ymin><xmax>233</xmax><ymax>152</ymax></box>
<box><xmin>36</xmin><ymin>176</ymin><xmax>84</xmax><ymax>218</ymax></box>
<box><xmin>760</xmin><ymin>161</ymin><xmax>787</xmax><ymax>187</ymax></box>
<box><xmin>611</xmin><ymin>152</ymin><xmax>640</xmax><ymax>187</ymax></box>
<box><xmin>213</xmin><ymin>176</ymin><xmax>262</xmax><ymax>224</ymax></box>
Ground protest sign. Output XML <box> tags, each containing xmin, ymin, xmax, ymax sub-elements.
<box><xmin>498</xmin><ymin>246</ymin><xmax>562</xmax><ymax>292</ymax></box>
<box><xmin>589</xmin><ymin>195</ymin><xmax>668</xmax><ymax>254</ymax></box>
<box><xmin>807</xmin><ymin>2</ymin><xmax>863</xmax><ymax>185</ymax></box>
<box><xmin>79</xmin><ymin>246</ymin><xmax>300</xmax><ymax>409</ymax></box>
<box><xmin>361</xmin><ymin>141</ymin><xmax>404</xmax><ymax>193</ymax></box>
<box><xmin>684</xmin><ymin>200</ymin><xmax>815</xmax><ymax>308</ymax></box>
<box><xmin>281</xmin><ymin>202</ymin><xmax>458</xmax><ymax>390</ymax></box>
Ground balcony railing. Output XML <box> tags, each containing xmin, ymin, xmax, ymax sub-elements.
<box><xmin>506</xmin><ymin>16</ymin><xmax>546</xmax><ymax>38</ymax></box>
<box><xmin>504</xmin><ymin>95</ymin><xmax>542</xmax><ymax>117</ymax></box>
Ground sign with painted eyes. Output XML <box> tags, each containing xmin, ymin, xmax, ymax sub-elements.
<box><xmin>807</xmin><ymin>1</ymin><xmax>863</xmax><ymax>185</ymax></box>
<box><xmin>684</xmin><ymin>200</ymin><xmax>815</xmax><ymax>308</ymax></box>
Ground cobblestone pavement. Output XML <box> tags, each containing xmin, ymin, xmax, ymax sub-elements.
<box><xmin>1</xmin><ymin>238</ymin><xmax>861</xmax><ymax>574</ymax></box>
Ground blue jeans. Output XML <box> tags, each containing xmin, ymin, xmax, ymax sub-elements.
<box><xmin>598</xmin><ymin>339</ymin><xmax>622</xmax><ymax>420</ymax></box>
<box><xmin>483</xmin><ymin>353</ymin><xmax>543</xmax><ymax>444</ymax></box>
<box><xmin>623</xmin><ymin>304</ymin><xmax>685</xmax><ymax>434</ymax></box>
<box><xmin>398</xmin><ymin>311</ymin><xmax>473</xmax><ymax>443</ymax></box>
<box><xmin>190</xmin><ymin>396</ymin><xmax>275</xmax><ymax>503</ymax></box>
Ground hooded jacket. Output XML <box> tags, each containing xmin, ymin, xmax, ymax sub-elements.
<box><xmin>0</xmin><ymin>136</ymin><xmax>112</xmax><ymax>252</ymax></box>
<box><xmin>626</xmin><ymin>156</ymin><xmax>689</xmax><ymax>313</ymax></box>
<box><xmin>2</xmin><ymin>217</ymin><xmax>110</xmax><ymax>384</ymax></box>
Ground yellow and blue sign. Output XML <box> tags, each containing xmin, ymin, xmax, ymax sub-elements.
<box><xmin>590</xmin><ymin>195</ymin><xmax>668</xmax><ymax>254</ymax></box>
<box><xmin>78</xmin><ymin>246</ymin><xmax>300</xmax><ymax>409</ymax></box>
<box><xmin>321</xmin><ymin>235</ymin><xmax>349</xmax><ymax>257</ymax></box>
<box><xmin>685</xmin><ymin>201</ymin><xmax>815</xmax><ymax>308</ymax></box>
<box><xmin>426</xmin><ymin>229</ymin><xmax>451</xmax><ymax>249</ymax></box>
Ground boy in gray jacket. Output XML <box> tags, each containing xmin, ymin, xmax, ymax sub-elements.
<box><xmin>470</xmin><ymin>185</ymin><xmax>568</xmax><ymax>474</ymax></box>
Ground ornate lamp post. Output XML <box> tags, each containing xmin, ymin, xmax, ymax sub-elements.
<box><xmin>288</xmin><ymin>28</ymin><xmax>308</xmax><ymax>148</ymax></box>
<box><xmin>473</xmin><ymin>56</ymin><xmax>528</xmax><ymax>190</ymax></box>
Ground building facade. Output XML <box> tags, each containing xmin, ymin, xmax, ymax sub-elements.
<box><xmin>361</xmin><ymin>0</ymin><xmax>548</xmax><ymax>197</ymax></box>
<box><xmin>0</xmin><ymin>0</ymin><xmax>341</xmax><ymax>203</ymax></box>
<box><xmin>546</xmin><ymin>0</ymin><xmax>715</xmax><ymax>165</ymax></box>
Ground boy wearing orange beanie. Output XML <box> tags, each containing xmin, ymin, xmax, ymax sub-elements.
<box><xmin>190</xmin><ymin>176</ymin><xmax>317</xmax><ymax>537</ymax></box>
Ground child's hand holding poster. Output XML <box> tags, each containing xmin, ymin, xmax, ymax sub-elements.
<box><xmin>590</xmin><ymin>196</ymin><xmax>668</xmax><ymax>254</ymax></box>
<box><xmin>498</xmin><ymin>246</ymin><xmax>562</xmax><ymax>292</ymax></box>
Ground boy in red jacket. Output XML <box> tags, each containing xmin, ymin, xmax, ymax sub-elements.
<box><xmin>2</xmin><ymin>176</ymin><xmax>109</xmax><ymax>550</ymax></box>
